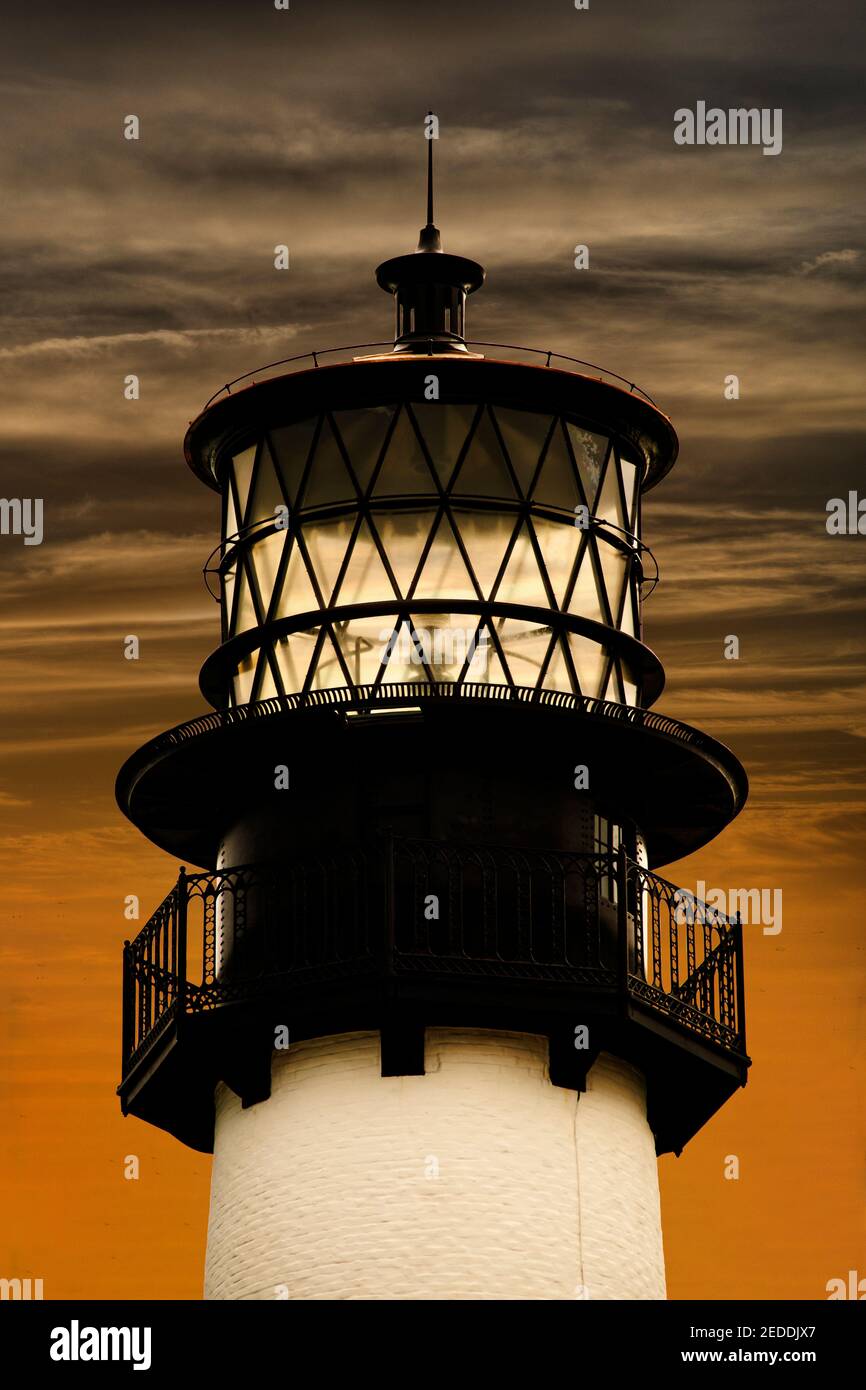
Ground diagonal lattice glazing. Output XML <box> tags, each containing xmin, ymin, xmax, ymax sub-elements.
<box><xmin>218</xmin><ymin>401</ymin><xmax>646</xmax><ymax>709</ymax></box>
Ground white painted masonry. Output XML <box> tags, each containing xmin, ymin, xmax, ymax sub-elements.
<box><xmin>204</xmin><ymin>1029</ymin><xmax>666</xmax><ymax>1300</ymax></box>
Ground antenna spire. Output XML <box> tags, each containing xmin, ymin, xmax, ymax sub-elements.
<box><xmin>427</xmin><ymin>112</ymin><xmax>434</xmax><ymax>226</ymax></box>
<box><xmin>417</xmin><ymin>112</ymin><xmax>442</xmax><ymax>253</ymax></box>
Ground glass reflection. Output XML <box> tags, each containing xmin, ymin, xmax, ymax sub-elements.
<box><xmin>333</xmin><ymin>614</ymin><xmax>394</xmax><ymax>687</ymax></box>
<box><xmin>231</xmin><ymin>446</ymin><xmax>256</xmax><ymax>524</ymax></box>
<box><xmin>568</xmin><ymin>634</ymin><xmax>606</xmax><ymax>699</ymax></box>
<box><xmin>493</xmin><ymin>616</ymin><xmax>553</xmax><ymax>687</ymax></box>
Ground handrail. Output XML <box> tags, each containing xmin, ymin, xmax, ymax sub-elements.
<box><xmin>200</xmin><ymin>340</ymin><xmax>660</xmax><ymax>411</ymax></box>
<box><xmin>121</xmin><ymin>839</ymin><xmax>746</xmax><ymax>1078</ymax></box>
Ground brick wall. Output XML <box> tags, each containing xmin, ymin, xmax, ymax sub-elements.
<box><xmin>204</xmin><ymin>1029</ymin><xmax>666</xmax><ymax>1300</ymax></box>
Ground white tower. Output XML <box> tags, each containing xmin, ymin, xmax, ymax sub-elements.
<box><xmin>204</xmin><ymin>1037</ymin><xmax>666</xmax><ymax>1300</ymax></box>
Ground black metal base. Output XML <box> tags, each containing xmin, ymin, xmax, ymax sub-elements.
<box><xmin>119</xmin><ymin>973</ymin><xmax>748</xmax><ymax>1159</ymax></box>
<box><xmin>117</xmin><ymin>690</ymin><xmax>746</xmax><ymax>870</ymax></box>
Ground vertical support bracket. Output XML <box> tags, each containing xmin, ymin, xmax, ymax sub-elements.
<box><xmin>734</xmin><ymin>910</ymin><xmax>747</xmax><ymax>1061</ymax></box>
<box><xmin>121</xmin><ymin>940</ymin><xmax>133</xmax><ymax>1073</ymax></box>
<box><xmin>549</xmin><ymin>1030</ymin><xmax>599</xmax><ymax>1092</ymax></box>
<box><xmin>176</xmin><ymin>866</ymin><xmax>188</xmax><ymax>1018</ymax></box>
<box><xmin>380</xmin><ymin>1015</ymin><xmax>426</xmax><ymax>1077</ymax></box>
<box><xmin>616</xmin><ymin>844</ymin><xmax>629</xmax><ymax>1009</ymax></box>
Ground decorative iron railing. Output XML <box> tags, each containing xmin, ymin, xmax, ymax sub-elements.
<box><xmin>121</xmin><ymin>836</ymin><xmax>746</xmax><ymax>1078</ymax></box>
<box><xmin>200</xmin><ymin>341</ymin><xmax>660</xmax><ymax>411</ymax></box>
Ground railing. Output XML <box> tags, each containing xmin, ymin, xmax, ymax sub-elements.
<box><xmin>121</xmin><ymin>837</ymin><xmax>746</xmax><ymax>1077</ymax></box>
<box><xmin>200</xmin><ymin>340</ymin><xmax>659</xmax><ymax>411</ymax></box>
<box><xmin>116</xmin><ymin>684</ymin><xmax>749</xmax><ymax>815</ymax></box>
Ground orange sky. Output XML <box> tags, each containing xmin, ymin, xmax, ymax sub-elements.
<box><xmin>1</xmin><ymin>0</ymin><xmax>864</xmax><ymax>1299</ymax></box>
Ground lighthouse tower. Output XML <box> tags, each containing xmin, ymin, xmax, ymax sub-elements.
<box><xmin>117</xmin><ymin>134</ymin><xmax>749</xmax><ymax>1301</ymax></box>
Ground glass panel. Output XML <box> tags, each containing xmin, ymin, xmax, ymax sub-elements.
<box><xmin>307</xmin><ymin>631</ymin><xmax>347</xmax><ymax>690</ymax></box>
<box><xmin>230</xmin><ymin>565</ymin><xmax>257</xmax><ymax>636</ymax></box>
<box><xmin>232</xmin><ymin>445</ymin><xmax>257</xmax><ymax>526</ymax></box>
<box><xmin>331</xmin><ymin>518</ymin><xmax>394</xmax><ymax>606</ymax></box>
<box><xmin>269</xmin><ymin>417</ymin><xmax>320</xmax><ymax>509</ymax></box>
<box><xmin>300</xmin><ymin>414</ymin><xmax>356</xmax><ymax>510</ymax></box>
<box><xmin>221</xmin><ymin>563</ymin><xmax>236</xmax><ymax>629</ymax></box>
<box><xmin>256</xmin><ymin>654</ymin><xmax>279</xmax><ymax>702</ymax></box>
<box><xmin>224</xmin><ymin>484</ymin><xmax>238</xmax><ymax>543</ymax></box>
<box><xmin>595</xmin><ymin>452</ymin><xmax>626</xmax><ymax>533</ymax></box>
<box><xmin>412</xmin><ymin>513</ymin><xmax>477</xmax><ymax>600</ymax></box>
<box><xmin>250</xmin><ymin>647</ymin><xmax>270</xmax><ymax>703</ymax></box>
<box><xmin>450</xmin><ymin>407</ymin><xmax>517</xmax><ymax>499</ymax></box>
<box><xmin>489</xmin><ymin>407</ymin><xmax>552</xmax><ymax>498</ymax></box>
<box><xmin>406</xmin><ymin>614</ymin><xmax>483</xmax><ymax>683</ymax></box>
<box><xmin>619</xmin><ymin>576</ymin><xmax>637</xmax><ymax>637</ymax></box>
<box><xmin>566</xmin><ymin>544</ymin><xmax>605</xmax><ymax>624</ymax></box>
<box><xmin>381</xmin><ymin>618</ymin><xmax>429</xmax><ymax>683</ymax></box>
<box><xmin>269</xmin><ymin>538</ymin><xmax>320</xmax><ymax>617</ymax></box>
<box><xmin>597</xmin><ymin>540</ymin><xmax>629</xmax><ymax>626</ymax></box>
<box><xmin>619</xmin><ymin>453</ymin><xmax>639</xmax><ymax>531</ymax></box>
<box><xmin>542</xmin><ymin>638</ymin><xmax>574</xmax><ymax>693</ymax></box>
<box><xmin>450</xmin><ymin>509</ymin><xmax>513</xmax><ymax>599</ymax></box>
<box><xmin>302</xmin><ymin>516</ymin><xmax>355</xmax><ymax>605</ymax></box>
<box><xmin>531</xmin><ymin>517</ymin><xmax>579</xmax><ymax>607</ymax></box>
<box><xmin>568</xmin><ymin>634</ymin><xmax>606</xmax><ymax>699</ymax></box>
<box><xmin>232</xmin><ymin>651</ymin><xmax>256</xmax><ymax>707</ymax></box>
<box><xmin>249</xmin><ymin>530</ymin><xmax>288</xmax><ymax>615</ymax></box>
<box><xmin>247</xmin><ymin>440</ymin><xmax>288</xmax><ymax>528</ymax></box>
<box><xmin>273</xmin><ymin>629</ymin><xmax>319</xmax><ymax>694</ymax></box>
<box><xmin>602</xmin><ymin>663</ymin><xmax>620</xmax><ymax>703</ymax></box>
<box><xmin>534</xmin><ymin>420</ymin><xmax>582</xmax><ymax>511</ymax></box>
<box><xmin>566</xmin><ymin>424</ymin><xmax>607</xmax><ymax>508</ymax></box>
<box><xmin>332</xmin><ymin>615</ymin><xmax>395</xmax><ymax>687</ymax></box>
<box><xmin>331</xmin><ymin>406</ymin><xmax>396</xmax><ymax>497</ymax></box>
<box><xmin>370</xmin><ymin>508</ymin><xmax>436</xmax><ymax>599</ymax></box>
<box><xmin>467</xmin><ymin>624</ymin><xmax>507</xmax><ymax>685</ymax></box>
<box><xmin>410</xmin><ymin>402</ymin><xmax>476</xmax><ymax>490</ymax></box>
<box><xmin>493</xmin><ymin>616</ymin><xmax>554</xmax><ymax>690</ymax></box>
<box><xmin>373</xmin><ymin>404</ymin><xmax>436</xmax><ymax>497</ymax></box>
<box><xmin>494</xmin><ymin>525</ymin><xmax>549</xmax><ymax>607</ymax></box>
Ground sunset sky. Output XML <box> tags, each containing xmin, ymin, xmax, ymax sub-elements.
<box><xmin>1</xmin><ymin>0</ymin><xmax>864</xmax><ymax>1299</ymax></box>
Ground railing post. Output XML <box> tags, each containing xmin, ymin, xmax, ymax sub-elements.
<box><xmin>121</xmin><ymin>939</ymin><xmax>134</xmax><ymax>1071</ymax></box>
<box><xmin>733</xmin><ymin>910</ymin><xmax>747</xmax><ymax>1055</ymax></box>
<box><xmin>176</xmin><ymin>867</ymin><xmax>188</xmax><ymax>1016</ymax></box>
<box><xmin>616</xmin><ymin>846</ymin><xmax>629</xmax><ymax>1003</ymax></box>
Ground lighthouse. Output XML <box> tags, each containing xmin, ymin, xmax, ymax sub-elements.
<box><xmin>117</xmin><ymin>131</ymin><xmax>749</xmax><ymax>1301</ymax></box>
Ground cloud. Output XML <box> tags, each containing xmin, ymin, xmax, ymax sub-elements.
<box><xmin>799</xmin><ymin>248</ymin><xmax>860</xmax><ymax>275</ymax></box>
<box><xmin>0</xmin><ymin>325</ymin><xmax>303</xmax><ymax>362</ymax></box>
<box><xmin>0</xmin><ymin>790</ymin><xmax>31</xmax><ymax>808</ymax></box>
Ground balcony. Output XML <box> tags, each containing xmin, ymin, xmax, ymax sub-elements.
<box><xmin>119</xmin><ymin>835</ymin><xmax>749</xmax><ymax>1155</ymax></box>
